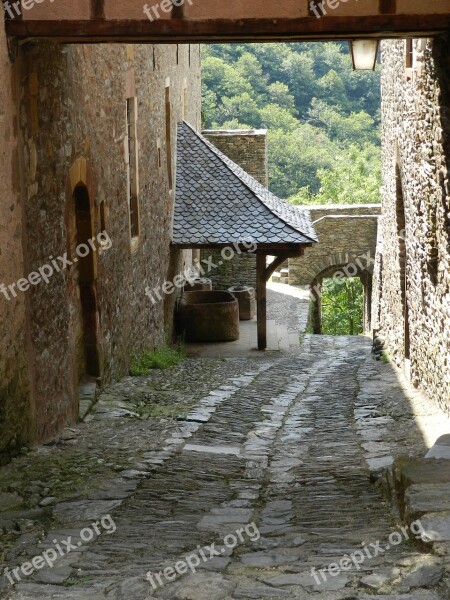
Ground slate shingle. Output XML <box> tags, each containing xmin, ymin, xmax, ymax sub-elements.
<box><xmin>172</xmin><ymin>122</ymin><xmax>318</xmax><ymax>247</ymax></box>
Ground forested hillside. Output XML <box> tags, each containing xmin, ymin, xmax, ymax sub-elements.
<box><xmin>201</xmin><ymin>43</ymin><xmax>381</xmax><ymax>205</ymax></box>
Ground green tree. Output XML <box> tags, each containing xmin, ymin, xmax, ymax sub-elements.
<box><xmin>201</xmin><ymin>42</ymin><xmax>381</xmax><ymax>199</ymax></box>
<box><xmin>221</xmin><ymin>93</ymin><xmax>261</xmax><ymax>127</ymax></box>
<box><xmin>289</xmin><ymin>144</ymin><xmax>381</xmax><ymax>205</ymax></box>
<box><xmin>268</xmin><ymin>125</ymin><xmax>338</xmax><ymax>197</ymax></box>
<box><xmin>235</xmin><ymin>53</ymin><xmax>268</xmax><ymax>98</ymax></box>
<box><xmin>321</xmin><ymin>278</ymin><xmax>364</xmax><ymax>335</ymax></box>
<box><xmin>267</xmin><ymin>82</ymin><xmax>297</xmax><ymax>114</ymax></box>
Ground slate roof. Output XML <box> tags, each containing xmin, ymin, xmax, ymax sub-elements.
<box><xmin>172</xmin><ymin>122</ymin><xmax>318</xmax><ymax>246</ymax></box>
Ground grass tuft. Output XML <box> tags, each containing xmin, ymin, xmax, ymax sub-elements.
<box><xmin>130</xmin><ymin>344</ymin><xmax>186</xmax><ymax>376</ymax></box>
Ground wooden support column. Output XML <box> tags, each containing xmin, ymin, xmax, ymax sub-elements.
<box><xmin>256</xmin><ymin>249</ymin><xmax>304</xmax><ymax>350</ymax></box>
<box><xmin>311</xmin><ymin>280</ymin><xmax>322</xmax><ymax>335</ymax></box>
<box><xmin>256</xmin><ymin>253</ymin><xmax>267</xmax><ymax>351</ymax></box>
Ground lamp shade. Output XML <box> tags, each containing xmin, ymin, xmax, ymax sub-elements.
<box><xmin>349</xmin><ymin>40</ymin><xmax>380</xmax><ymax>71</ymax></box>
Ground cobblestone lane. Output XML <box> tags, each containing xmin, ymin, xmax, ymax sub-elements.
<box><xmin>2</xmin><ymin>335</ymin><xmax>449</xmax><ymax>600</ymax></box>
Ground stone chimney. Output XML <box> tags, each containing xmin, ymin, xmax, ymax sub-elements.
<box><xmin>202</xmin><ymin>129</ymin><xmax>268</xmax><ymax>187</ymax></box>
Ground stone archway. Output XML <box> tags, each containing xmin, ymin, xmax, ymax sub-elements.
<box><xmin>310</xmin><ymin>260</ymin><xmax>373</xmax><ymax>335</ymax></box>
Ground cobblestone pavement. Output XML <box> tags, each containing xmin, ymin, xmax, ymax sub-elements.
<box><xmin>1</xmin><ymin>292</ymin><xmax>450</xmax><ymax>600</ymax></box>
<box><xmin>267</xmin><ymin>283</ymin><xmax>310</xmax><ymax>334</ymax></box>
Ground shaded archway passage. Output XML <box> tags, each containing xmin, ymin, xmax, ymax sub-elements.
<box><xmin>5</xmin><ymin>0</ymin><xmax>450</xmax><ymax>43</ymax></box>
<box><xmin>309</xmin><ymin>262</ymin><xmax>372</xmax><ymax>335</ymax></box>
<box><xmin>73</xmin><ymin>184</ymin><xmax>101</xmax><ymax>378</ymax></box>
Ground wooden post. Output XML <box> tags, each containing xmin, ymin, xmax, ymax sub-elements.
<box><xmin>311</xmin><ymin>280</ymin><xmax>322</xmax><ymax>335</ymax></box>
<box><xmin>256</xmin><ymin>253</ymin><xmax>267</xmax><ymax>351</ymax></box>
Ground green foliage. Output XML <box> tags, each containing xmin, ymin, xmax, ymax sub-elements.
<box><xmin>321</xmin><ymin>278</ymin><xmax>364</xmax><ymax>336</ymax></box>
<box><xmin>130</xmin><ymin>344</ymin><xmax>186</xmax><ymax>375</ymax></box>
<box><xmin>201</xmin><ymin>42</ymin><xmax>381</xmax><ymax>202</ymax></box>
<box><xmin>289</xmin><ymin>144</ymin><xmax>381</xmax><ymax>205</ymax></box>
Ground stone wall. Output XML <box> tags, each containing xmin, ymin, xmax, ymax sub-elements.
<box><xmin>0</xmin><ymin>37</ymin><xmax>201</xmax><ymax>457</ymax></box>
<box><xmin>200</xmin><ymin>249</ymin><xmax>257</xmax><ymax>291</ymax></box>
<box><xmin>199</xmin><ymin>130</ymin><xmax>267</xmax><ymax>291</ymax></box>
<box><xmin>0</xmin><ymin>13</ymin><xmax>32</xmax><ymax>463</ymax></box>
<box><xmin>289</xmin><ymin>204</ymin><xmax>381</xmax><ymax>286</ymax></box>
<box><xmin>373</xmin><ymin>37</ymin><xmax>450</xmax><ymax>412</ymax></box>
<box><xmin>202</xmin><ymin>129</ymin><xmax>268</xmax><ymax>187</ymax></box>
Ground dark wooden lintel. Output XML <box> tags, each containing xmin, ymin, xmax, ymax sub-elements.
<box><xmin>6</xmin><ymin>15</ymin><xmax>450</xmax><ymax>42</ymax></box>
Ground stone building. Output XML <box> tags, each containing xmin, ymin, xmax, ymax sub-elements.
<box><xmin>0</xmin><ymin>12</ymin><xmax>201</xmax><ymax>462</ymax></box>
<box><xmin>373</xmin><ymin>36</ymin><xmax>450</xmax><ymax>413</ymax></box>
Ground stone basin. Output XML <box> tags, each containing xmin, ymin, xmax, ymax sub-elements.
<box><xmin>179</xmin><ymin>291</ymin><xmax>240</xmax><ymax>342</ymax></box>
<box><xmin>228</xmin><ymin>285</ymin><xmax>256</xmax><ymax>320</ymax></box>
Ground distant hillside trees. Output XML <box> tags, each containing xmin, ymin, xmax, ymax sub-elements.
<box><xmin>201</xmin><ymin>42</ymin><xmax>381</xmax><ymax>205</ymax></box>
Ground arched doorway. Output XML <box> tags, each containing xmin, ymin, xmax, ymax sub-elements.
<box><xmin>395</xmin><ymin>163</ymin><xmax>410</xmax><ymax>360</ymax></box>
<box><xmin>73</xmin><ymin>184</ymin><xmax>101</xmax><ymax>378</ymax></box>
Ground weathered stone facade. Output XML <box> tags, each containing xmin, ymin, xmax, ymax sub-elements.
<box><xmin>199</xmin><ymin>130</ymin><xmax>268</xmax><ymax>291</ymax></box>
<box><xmin>0</xmin><ymin>18</ymin><xmax>31</xmax><ymax>463</ymax></box>
<box><xmin>0</xmin><ymin>17</ymin><xmax>201</xmax><ymax>460</ymax></box>
<box><xmin>373</xmin><ymin>37</ymin><xmax>450</xmax><ymax>413</ymax></box>
<box><xmin>289</xmin><ymin>204</ymin><xmax>381</xmax><ymax>286</ymax></box>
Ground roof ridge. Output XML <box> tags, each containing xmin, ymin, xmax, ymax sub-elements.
<box><xmin>179</xmin><ymin>122</ymin><xmax>318</xmax><ymax>244</ymax></box>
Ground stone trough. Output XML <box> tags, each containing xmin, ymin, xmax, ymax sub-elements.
<box><xmin>179</xmin><ymin>291</ymin><xmax>240</xmax><ymax>343</ymax></box>
<box><xmin>228</xmin><ymin>285</ymin><xmax>256</xmax><ymax>321</ymax></box>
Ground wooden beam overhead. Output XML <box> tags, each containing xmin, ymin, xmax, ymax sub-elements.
<box><xmin>6</xmin><ymin>15</ymin><xmax>450</xmax><ymax>43</ymax></box>
<box><xmin>379</xmin><ymin>0</ymin><xmax>397</xmax><ymax>15</ymax></box>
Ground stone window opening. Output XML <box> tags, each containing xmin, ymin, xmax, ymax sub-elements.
<box><xmin>427</xmin><ymin>205</ymin><xmax>439</xmax><ymax>287</ymax></box>
<box><xmin>165</xmin><ymin>81</ymin><xmax>173</xmax><ymax>192</ymax></box>
<box><xmin>405</xmin><ymin>39</ymin><xmax>414</xmax><ymax>69</ymax></box>
<box><xmin>405</xmin><ymin>39</ymin><xmax>428</xmax><ymax>81</ymax></box>
<box><xmin>99</xmin><ymin>200</ymin><xmax>106</xmax><ymax>233</ymax></box>
<box><xmin>182</xmin><ymin>79</ymin><xmax>188</xmax><ymax>120</ymax></box>
<box><xmin>157</xmin><ymin>139</ymin><xmax>162</xmax><ymax>170</ymax></box>
<box><xmin>126</xmin><ymin>96</ymin><xmax>140</xmax><ymax>245</ymax></box>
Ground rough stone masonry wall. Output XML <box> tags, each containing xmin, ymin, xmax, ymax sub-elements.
<box><xmin>289</xmin><ymin>204</ymin><xmax>381</xmax><ymax>285</ymax></box>
<box><xmin>0</xmin><ymin>13</ymin><xmax>32</xmax><ymax>463</ymax></box>
<box><xmin>199</xmin><ymin>130</ymin><xmax>268</xmax><ymax>291</ymax></box>
<box><xmin>373</xmin><ymin>37</ymin><xmax>450</xmax><ymax>412</ymax></box>
<box><xmin>15</xmin><ymin>42</ymin><xmax>201</xmax><ymax>445</ymax></box>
